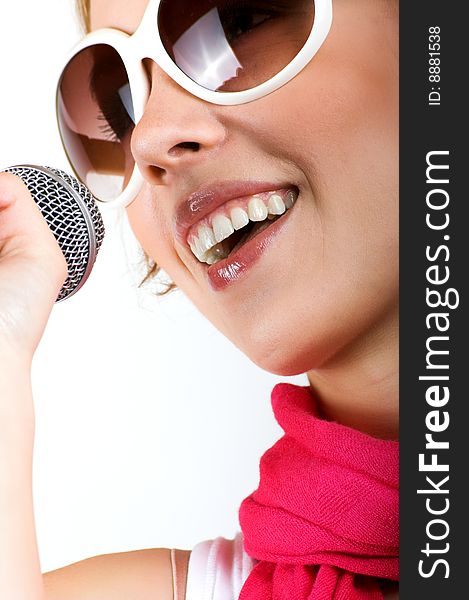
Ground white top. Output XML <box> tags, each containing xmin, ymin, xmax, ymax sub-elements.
<box><xmin>185</xmin><ymin>532</ymin><xmax>257</xmax><ymax>600</ymax></box>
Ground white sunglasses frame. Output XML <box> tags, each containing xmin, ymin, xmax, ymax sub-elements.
<box><xmin>56</xmin><ymin>0</ymin><xmax>333</xmax><ymax>209</ymax></box>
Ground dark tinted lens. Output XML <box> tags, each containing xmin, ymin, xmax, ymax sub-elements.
<box><xmin>158</xmin><ymin>0</ymin><xmax>315</xmax><ymax>92</ymax></box>
<box><xmin>58</xmin><ymin>44</ymin><xmax>135</xmax><ymax>201</ymax></box>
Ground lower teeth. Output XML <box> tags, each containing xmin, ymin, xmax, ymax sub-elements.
<box><xmin>204</xmin><ymin>242</ymin><xmax>230</xmax><ymax>265</ymax></box>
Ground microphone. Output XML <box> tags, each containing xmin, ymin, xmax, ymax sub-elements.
<box><xmin>1</xmin><ymin>165</ymin><xmax>105</xmax><ymax>302</ymax></box>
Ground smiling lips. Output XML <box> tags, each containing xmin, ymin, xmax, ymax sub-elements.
<box><xmin>186</xmin><ymin>188</ymin><xmax>298</xmax><ymax>265</ymax></box>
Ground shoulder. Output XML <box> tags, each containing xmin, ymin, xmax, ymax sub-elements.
<box><xmin>44</xmin><ymin>547</ymin><xmax>181</xmax><ymax>600</ymax></box>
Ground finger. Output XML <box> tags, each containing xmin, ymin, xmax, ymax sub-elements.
<box><xmin>0</xmin><ymin>173</ymin><xmax>68</xmax><ymax>287</ymax></box>
<box><xmin>0</xmin><ymin>173</ymin><xmax>63</xmax><ymax>260</ymax></box>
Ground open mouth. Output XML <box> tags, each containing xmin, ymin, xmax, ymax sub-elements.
<box><xmin>187</xmin><ymin>188</ymin><xmax>299</xmax><ymax>265</ymax></box>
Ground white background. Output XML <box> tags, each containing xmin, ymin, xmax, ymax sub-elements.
<box><xmin>0</xmin><ymin>0</ymin><xmax>306</xmax><ymax>572</ymax></box>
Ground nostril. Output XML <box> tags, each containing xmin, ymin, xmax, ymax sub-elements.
<box><xmin>178</xmin><ymin>141</ymin><xmax>200</xmax><ymax>151</ymax></box>
<box><xmin>148</xmin><ymin>165</ymin><xmax>166</xmax><ymax>180</ymax></box>
<box><xmin>168</xmin><ymin>141</ymin><xmax>201</xmax><ymax>157</ymax></box>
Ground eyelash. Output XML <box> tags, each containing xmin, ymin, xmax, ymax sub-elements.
<box><xmin>221</xmin><ymin>2</ymin><xmax>284</xmax><ymax>41</ymax></box>
<box><xmin>97</xmin><ymin>97</ymin><xmax>133</xmax><ymax>142</ymax></box>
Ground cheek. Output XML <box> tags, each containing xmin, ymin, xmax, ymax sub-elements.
<box><xmin>245</xmin><ymin>4</ymin><xmax>398</xmax><ymax>259</ymax></box>
<box><xmin>126</xmin><ymin>188</ymin><xmax>228</xmax><ymax>328</ymax></box>
<box><xmin>126</xmin><ymin>187</ymin><xmax>176</xmax><ymax>273</ymax></box>
<box><xmin>231</xmin><ymin>1</ymin><xmax>398</xmax><ymax>174</ymax></box>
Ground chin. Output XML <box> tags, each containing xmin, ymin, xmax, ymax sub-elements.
<box><xmin>230</xmin><ymin>313</ymin><xmax>341</xmax><ymax>377</ymax></box>
<box><xmin>243</xmin><ymin>342</ymin><xmax>327</xmax><ymax>378</ymax></box>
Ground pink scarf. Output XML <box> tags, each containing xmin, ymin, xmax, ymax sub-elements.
<box><xmin>238</xmin><ymin>383</ymin><xmax>399</xmax><ymax>600</ymax></box>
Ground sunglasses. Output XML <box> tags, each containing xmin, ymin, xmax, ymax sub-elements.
<box><xmin>56</xmin><ymin>0</ymin><xmax>333</xmax><ymax>208</ymax></box>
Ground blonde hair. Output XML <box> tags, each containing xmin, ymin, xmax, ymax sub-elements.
<box><xmin>75</xmin><ymin>0</ymin><xmax>174</xmax><ymax>293</ymax></box>
<box><xmin>76</xmin><ymin>0</ymin><xmax>90</xmax><ymax>33</ymax></box>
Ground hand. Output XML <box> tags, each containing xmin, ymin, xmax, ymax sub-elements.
<box><xmin>0</xmin><ymin>173</ymin><xmax>68</xmax><ymax>366</ymax></box>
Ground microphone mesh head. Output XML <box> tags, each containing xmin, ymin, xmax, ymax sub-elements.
<box><xmin>3</xmin><ymin>165</ymin><xmax>105</xmax><ymax>302</ymax></box>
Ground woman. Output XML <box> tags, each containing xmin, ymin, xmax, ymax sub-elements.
<box><xmin>0</xmin><ymin>0</ymin><xmax>399</xmax><ymax>598</ymax></box>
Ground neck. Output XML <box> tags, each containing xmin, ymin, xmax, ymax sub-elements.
<box><xmin>306</xmin><ymin>307</ymin><xmax>399</xmax><ymax>440</ymax></box>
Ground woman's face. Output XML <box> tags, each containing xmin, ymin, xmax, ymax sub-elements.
<box><xmin>90</xmin><ymin>0</ymin><xmax>399</xmax><ymax>376</ymax></box>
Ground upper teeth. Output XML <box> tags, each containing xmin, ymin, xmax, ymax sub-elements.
<box><xmin>212</xmin><ymin>214</ymin><xmax>234</xmax><ymax>243</ymax></box>
<box><xmin>268</xmin><ymin>194</ymin><xmax>287</xmax><ymax>215</ymax></box>
<box><xmin>248</xmin><ymin>196</ymin><xmax>268</xmax><ymax>221</ymax></box>
<box><xmin>230</xmin><ymin>207</ymin><xmax>250</xmax><ymax>230</ymax></box>
<box><xmin>188</xmin><ymin>189</ymin><xmax>298</xmax><ymax>264</ymax></box>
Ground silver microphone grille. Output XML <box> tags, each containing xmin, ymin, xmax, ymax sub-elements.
<box><xmin>2</xmin><ymin>165</ymin><xmax>105</xmax><ymax>302</ymax></box>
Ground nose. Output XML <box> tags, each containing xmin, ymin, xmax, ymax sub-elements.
<box><xmin>131</xmin><ymin>62</ymin><xmax>227</xmax><ymax>184</ymax></box>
